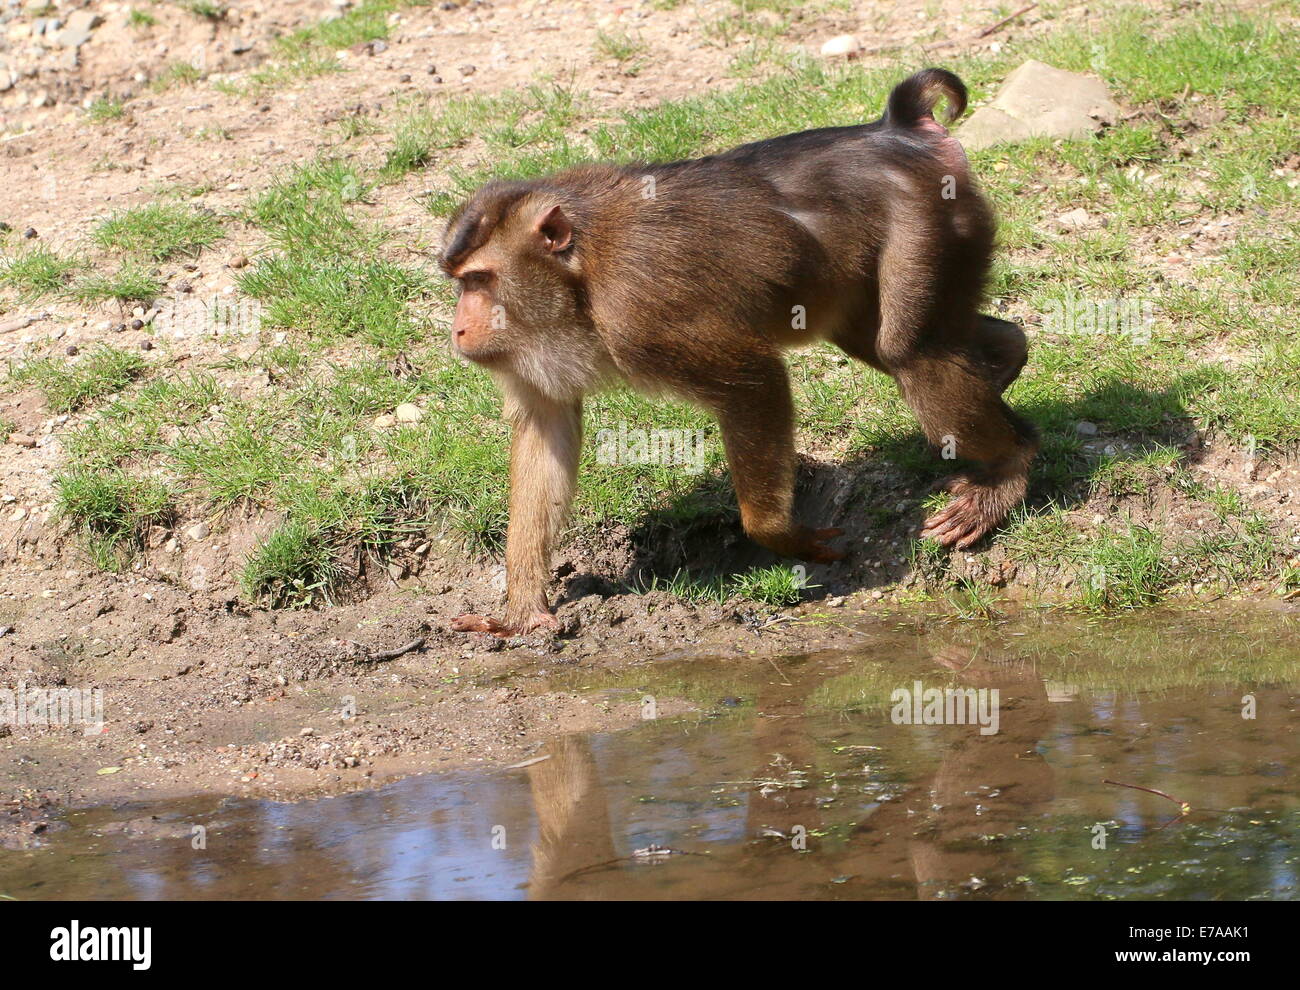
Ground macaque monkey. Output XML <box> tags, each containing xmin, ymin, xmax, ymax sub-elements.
<box><xmin>440</xmin><ymin>68</ymin><xmax>1037</xmax><ymax>636</ymax></box>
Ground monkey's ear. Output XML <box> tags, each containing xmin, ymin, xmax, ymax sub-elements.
<box><xmin>535</xmin><ymin>204</ymin><xmax>572</xmax><ymax>253</ymax></box>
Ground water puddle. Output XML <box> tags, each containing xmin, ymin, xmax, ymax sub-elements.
<box><xmin>3</xmin><ymin>607</ymin><xmax>1298</xmax><ymax>899</ymax></box>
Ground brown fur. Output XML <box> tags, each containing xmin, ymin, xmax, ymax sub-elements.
<box><xmin>441</xmin><ymin>68</ymin><xmax>1038</xmax><ymax>636</ymax></box>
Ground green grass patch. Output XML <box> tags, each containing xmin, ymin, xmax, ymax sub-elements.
<box><xmin>239</xmin><ymin>519</ymin><xmax>343</xmax><ymax>608</ymax></box>
<box><xmin>55</xmin><ymin>469</ymin><xmax>174</xmax><ymax>570</ymax></box>
<box><xmin>1</xmin><ymin>246</ymin><xmax>81</xmax><ymax>299</ymax></box>
<box><xmin>86</xmin><ymin>98</ymin><xmax>126</xmax><ymax>122</ymax></box>
<box><xmin>71</xmin><ymin>261</ymin><xmax>165</xmax><ymax>305</ymax></box>
<box><xmin>94</xmin><ymin>203</ymin><xmax>224</xmax><ymax>261</ymax></box>
<box><xmin>9</xmin><ymin>346</ymin><xmax>147</xmax><ymax>413</ymax></box>
<box><xmin>151</xmin><ymin>61</ymin><xmax>203</xmax><ymax>92</ymax></box>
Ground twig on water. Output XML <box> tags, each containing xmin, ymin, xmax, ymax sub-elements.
<box><xmin>1102</xmin><ymin>778</ymin><xmax>1191</xmax><ymax>814</ymax></box>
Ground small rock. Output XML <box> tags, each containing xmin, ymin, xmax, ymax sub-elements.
<box><xmin>232</xmin><ymin>38</ymin><xmax>253</xmax><ymax>54</ymax></box>
<box><xmin>22</xmin><ymin>227</ymin><xmax>36</xmax><ymax>239</ymax></box>
<box><xmin>300</xmin><ymin>727</ymin><xmax>315</xmax><ymax>737</ymax></box>
<box><xmin>175</xmin><ymin>280</ymin><xmax>193</xmax><ymax>293</ymax></box>
<box><xmin>373</xmin><ymin>414</ymin><xmax>396</xmax><ymax>429</ymax></box>
<box><xmin>426</xmin><ymin>64</ymin><xmax>438</xmax><ymax>75</ymax></box>
<box><xmin>228</xmin><ymin>254</ymin><xmax>249</xmax><ymax>268</ymax></box>
<box><xmin>399</xmin><ymin>73</ymin><xmax>411</xmax><ymax>83</ymax></box>
<box><xmin>459</xmin><ymin>64</ymin><xmax>476</xmax><ymax>76</ymax></box>
<box><xmin>130</xmin><ymin>319</ymin><xmax>143</xmax><ymax>330</ymax></box>
<box><xmin>1075</xmin><ymin>421</ymin><xmax>1099</xmax><ymax>437</ymax></box>
<box><xmin>1055</xmin><ymin>207</ymin><xmax>1093</xmax><ymax>230</ymax></box>
<box><xmin>8</xmin><ymin>433</ymin><xmax>37</xmax><ymax>448</ymax></box>
<box><xmin>185</xmin><ymin>522</ymin><xmax>210</xmax><ymax>541</ymax></box>
<box><xmin>139</xmin><ymin>339</ymin><xmax>153</xmax><ymax>351</ymax></box>
<box><xmin>65</xmin><ymin>344</ymin><xmax>78</xmax><ymax>355</ymax></box>
<box><xmin>819</xmin><ymin>34</ymin><xmax>860</xmax><ymax>57</ymax></box>
<box><xmin>395</xmin><ymin>403</ymin><xmax>423</xmax><ymax>423</ymax></box>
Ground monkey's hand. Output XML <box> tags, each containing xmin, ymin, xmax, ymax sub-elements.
<box><xmin>451</xmin><ymin>611</ymin><xmax>560</xmax><ymax>638</ymax></box>
<box><xmin>792</xmin><ymin>526</ymin><xmax>846</xmax><ymax>564</ymax></box>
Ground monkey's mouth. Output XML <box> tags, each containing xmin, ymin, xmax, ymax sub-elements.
<box><xmin>451</xmin><ymin>335</ymin><xmax>503</xmax><ymax>364</ymax></box>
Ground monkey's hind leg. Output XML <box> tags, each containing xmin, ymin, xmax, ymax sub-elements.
<box><xmin>894</xmin><ymin>353</ymin><xmax>1038</xmax><ymax>549</ymax></box>
<box><xmin>711</xmin><ymin>357</ymin><xmax>844</xmax><ymax>564</ymax></box>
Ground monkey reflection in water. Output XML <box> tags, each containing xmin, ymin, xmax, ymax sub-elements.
<box><xmin>523</xmin><ymin>649</ymin><xmax>1053</xmax><ymax>900</ymax></box>
<box><xmin>439</xmin><ymin>68</ymin><xmax>1038</xmax><ymax>637</ymax></box>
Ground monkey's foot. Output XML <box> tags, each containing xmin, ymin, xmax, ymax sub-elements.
<box><xmin>451</xmin><ymin>611</ymin><xmax>560</xmax><ymax>638</ymax></box>
<box><xmin>920</xmin><ymin>475</ymin><xmax>1021</xmax><ymax>550</ymax></box>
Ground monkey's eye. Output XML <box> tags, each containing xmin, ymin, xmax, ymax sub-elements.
<box><xmin>459</xmin><ymin>270</ymin><xmax>495</xmax><ymax>291</ymax></box>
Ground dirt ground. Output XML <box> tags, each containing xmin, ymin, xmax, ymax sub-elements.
<box><xmin>2</xmin><ymin>0</ymin><xmax>1298</xmax><ymax>838</ymax></box>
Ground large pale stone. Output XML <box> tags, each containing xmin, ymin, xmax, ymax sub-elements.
<box><xmin>56</xmin><ymin>10</ymin><xmax>101</xmax><ymax>49</ymax></box>
<box><xmin>957</xmin><ymin>60</ymin><xmax>1120</xmax><ymax>152</ymax></box>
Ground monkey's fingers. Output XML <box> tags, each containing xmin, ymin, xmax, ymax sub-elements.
<box><xmin>923</xmin><ymin>502</ymin><xmax>994</xmax><ymax>549</ymax></box>
<box><xmin>452</xmin><ymin>611</ymin><xmax>560</xmax><ymax>638</ymax></box>
<box><xmin>800</xmin><ymin>527</ymin><xmax>846</xmax><ymax>563</ymax></box>
<box><xmin>451</xmin><ymin>613</ymin><xmax>509</xmax><ymax>635</ymax></box>
<box><xmin>921</xmin><ymin>501</ymin><xmax>980</xmax><ymax>544</ymax></box>
<box><xmin>919</xmin><ymin>501</ymin><xmax>963</xmax><ymax>535</ymax></box>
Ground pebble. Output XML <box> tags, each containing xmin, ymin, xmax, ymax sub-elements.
<box><xmin>373</xmin><ymin>414</ymin><xmax>396</xmax><ymax>429</ymax></box>
<box><xmin>130</xmin><ymin>319</ymin><xmax>143</xmax><ymax>330</ymax></box>
<box><xmin>22</xmin><ymin>227</ymin><xmax>36</xmax><ymax>239</ymax></box>
<box><xmin>8</xmin><ymin>433</ymin><xmax>37</xmax><ymax>448</ymax></box>
<box><xmin>1076</xmin><ymin>421</ymin><xmax>1099</xmax><ymax>437</ymax></box>
<box><xmin>459</xmin><ymin>64</ymin><xmax>476</xmax><ymax>76</ymax></box>
<box><xmin>820</xmin><ymin>34</ymin><xmax>860</xmax><ymax>57</ymax></box>
<box><xmin>65</xmin><ymin>344</ymin><xmax>78</xmax><ymax>355</ymax></box>
<box><xmin>228</xmin><ymin>254</ymin><xmax>249</xmax><ymax>268</ymax></box>
<box><xmin>185</xmin><ymin>522</ymin><xmax>210</xmax><ymax>541</ymax></box>
<box><xmin>395</xmin><ymin>403</ymin><xmax>423</xmax><ymax>423</ymax></box>
<box><xmin>139</xmin><ymin>339</ymin><xmax>153</xmax><ymax>351</ymax></box>
<box><xmin>399</xmin><ymin>73</ymin><xmax>411</xmax><ymax>83</ymax></box>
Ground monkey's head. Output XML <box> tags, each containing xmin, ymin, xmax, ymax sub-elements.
<box><xmin>438</xmin><ymin>182</ymin><xmax>586</xmax><ymax>373</ymax></box>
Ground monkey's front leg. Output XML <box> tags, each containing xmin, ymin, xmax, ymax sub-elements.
<box><xmin>451</xmin><ymin>392</ymin><xmax>582</xmax><ymax>637</ymax></box>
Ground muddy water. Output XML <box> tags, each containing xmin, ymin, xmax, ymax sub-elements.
<box><xmin>3</xmin><ymin>608</ymin><xmax>1298</xmax><ymax>900</ymax></box>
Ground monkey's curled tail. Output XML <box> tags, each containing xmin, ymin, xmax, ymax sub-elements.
<box><xmin>884</xmin><ymin>68</ymin><xmax>968</xmax><ymax>128</ymax></box>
